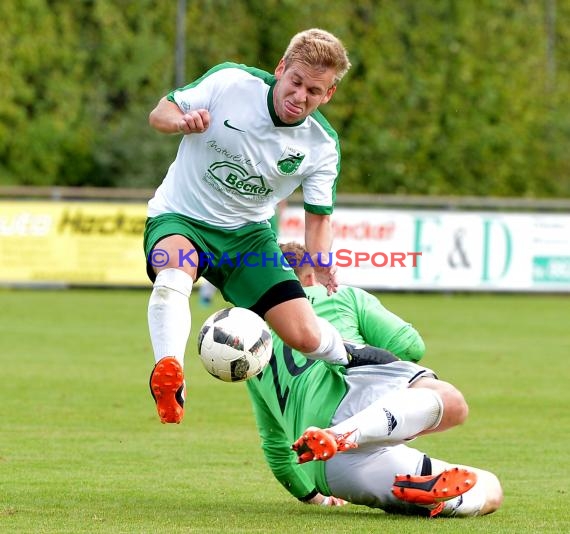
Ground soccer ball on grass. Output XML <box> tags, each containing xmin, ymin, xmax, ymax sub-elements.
<box><xmin>197</xmin><ymin>307</ymin><xmax>273</xmax><ymax>382</ymax></box>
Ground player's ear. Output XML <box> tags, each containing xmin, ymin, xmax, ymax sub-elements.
<box><xmin>322</xmin><ymin>84</ymin><xmax>337</xmax><ymax>104</ymax></box>
<box><xmin>302</xmin><ymin>272</ymin><xmax>317</xmax><ymax>287</ymax></box>
<box><xmin>275</xmin><ymin>58</ymin><xmax>286</xmax><ymax>79</ymax></box>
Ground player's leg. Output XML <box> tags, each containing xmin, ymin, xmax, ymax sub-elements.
<box><xmin>409</xmin><ymin>376</ymin><xmax>468</xmax><ymax>434</ymax></box>
<box><xmin>147</xmin><ymin>235</ymin><xmax>196</xmax><ymax>424</ymax></box>
<box><xmin>221</xmin><ymin>229</ymin><xmax>349</xmax><ymax>365</ymax></box>
<box><xmin>393</xmin><ymin>457</ymin><xmax>503</xmax><ymax>517</ymax></box>
<box><xmin>325</xmin><ymin>444</ymin><xmax>502</xmax><ymax>517</ymax></box>
<box><xmin>144</xmin><ymin>214</ymin><xmax>204</xmax><ymax>423</ymax></box>
<box><xmin>265</xmin><ymin>300</ymin><xmax>349</xmax><ymax>365</ymax></box>
<box><xmin>292</xmin><ymin>361</ymin><xmax>444</xmax><ymax>462</ymax></box>
<box><xmin>293</xmin><ymin>390</ymin><xmax>441</xmax><ymax>461</ymax></box>
<box><xmin>148</xmin><ymin>234</ymin><xmax>197</xmax><ymax>360</ymax></box>
<box><xmin>324</xmin><ymin>444</ymin><xmax>433</xmax><ymax>512</ymax></box>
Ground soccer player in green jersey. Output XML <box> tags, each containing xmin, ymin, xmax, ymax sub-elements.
<box><xmin>144</xmin><ymin>29</ymin><xmax>357</xmax><ymax>424</ymax></box>
<box><xmin>245</xmin><ymin>243</ymin><xmax>503</xmax><ymax>517</ymax></box>
<box><xmin>279</xmin><ymin>241</ymin><xmax>426</xmax><ymax>362</ymax></box>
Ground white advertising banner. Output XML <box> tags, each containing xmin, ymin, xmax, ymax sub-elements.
<box><xmin>1</xmin><ymin>200</ymin><xmax>568</xmax><ymax>292</ymax></box>
<box><xmin>279</xmin><ymin>207</ymin><xmax>570</xmax><ymax>292</ymax></box>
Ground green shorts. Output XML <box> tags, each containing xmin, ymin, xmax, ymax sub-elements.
<box><xmin>143</xmin><ymin>213</ymin><xmax>302</xmax><ymax>309</ymax></box>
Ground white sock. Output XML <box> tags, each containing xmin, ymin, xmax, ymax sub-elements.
<box><xmin>329</xmin><ymin>388</ymin><xmax>443</xmax><ymax>445</ymax></box>
<box><xmin>305</xmin><ymin>317</ymin><xmax>349</xmax><ymax>365</ymax></box>
<box><xmin>148</xmin><ymin>268</ymin><xmax>193</xmax><ymax>365</ymax></box>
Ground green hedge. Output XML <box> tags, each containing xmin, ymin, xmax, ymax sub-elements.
<box><xmin>1</xmin><ymin>0</ymin><xmax>568</xmax><ymax>197</ymax></box>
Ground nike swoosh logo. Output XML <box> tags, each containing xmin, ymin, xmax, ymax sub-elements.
<box><xmin>223</xmin><ymin>119</ymin><xmax>246</xmax><ymax>132</ymax></box>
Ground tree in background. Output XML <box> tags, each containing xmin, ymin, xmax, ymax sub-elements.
<box><xmin>0</xmin><ymin>0</ymin><xmax>568</xmax><ymax>197</ymax></box>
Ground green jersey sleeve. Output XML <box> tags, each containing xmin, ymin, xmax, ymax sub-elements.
<box><xmin>248</xmin><ymin>382</ymin><xmax>316</xmax><ymax>499</ymax></box>
<box><xmin>348</xmin><ymin>287</ymin><xmax>426</xmax><ymax>361</ymax></box>
<box><xmin>304</xmin><ymin>285</ymin><xmax>425</xmax><ymax>362</ymax></box>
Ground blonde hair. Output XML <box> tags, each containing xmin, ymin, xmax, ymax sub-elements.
<box><xmin>283</xmin><ymin>28</ymin><xmax>351</xmax><ymax>84</ymax></box>
<box><xmin>279</xmin><ymin>241</ymin><xmax>312</xmax><ymax>278</ymax></box>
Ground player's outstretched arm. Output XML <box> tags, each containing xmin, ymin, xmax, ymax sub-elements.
<box><xmin>149</xmin><ymin>96</ymin><xmax>210</xmax><ymax>135</ymax></box>
<box><xmin>304</xmin><ymin>213</ymin><xmax>338</xmax><ymax>295</ymax></box>
<box><xmin>355</xmin><ymin>289</ymin><xmax>426</xmax><ymax>362</ymax></box>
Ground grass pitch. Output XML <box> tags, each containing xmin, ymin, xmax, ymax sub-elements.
<box><xmin>0</xmin><ymin>289</ymin><xmax>568</xmax><ymax>533</ymax></box>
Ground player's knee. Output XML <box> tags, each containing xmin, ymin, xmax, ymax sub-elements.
<box><xmin>414</xmin><ymin>378</ymin><xmax>468</xmax><ymax>427</ymax></box>
<box><xmin>268</xmin><ymin>312</ymin><xmax>321</xmax><ymax>353</ymax></box>
<box><xmin>486</xmin><ymin>483</ymin><xmax>504</xmax><ymax>514</ymax></box>
<box><xmin>286</xmin><ymin>327</ymin><xmax>321</xmax><ymax>353</ymax></box>
<box><xmin>453</xmin><ymin>388</ymin><xmax>469</xmax><ymax>425</ymax></box>
<box><xmin>153</xmin><ymin>268</ymin><xmax>194</xmax><ymax>298</ymax></box>
<box><xmin>448</xmin><ymin>387</ymin><xmax>469</xmax><ymax>425</ymax></box>
<box><xmin>435</xmin><ymin>382</ymin><xmax>469</xmax><ymax>427</ymax></box>
<box><xmin>479</xmin><ymin>472</ymin><xmax>504</xmax><ymax>515</ymax></box>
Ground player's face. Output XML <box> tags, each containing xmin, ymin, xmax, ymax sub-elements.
<box><xmin>273</xmin><ymin>59</ymin><xmax>337</xmax><ymax>124</ymax></box>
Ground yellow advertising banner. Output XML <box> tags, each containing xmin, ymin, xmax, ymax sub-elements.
<box><xmin>0</xmin><ymin>200</ymin><xmax>151</xmax><ymax>286</ymax></box>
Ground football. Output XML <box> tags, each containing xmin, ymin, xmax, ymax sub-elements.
<box><xmin>197</xmin><ymin>307</ymin><xmax>273</xmax><ymax>382</ymax></box>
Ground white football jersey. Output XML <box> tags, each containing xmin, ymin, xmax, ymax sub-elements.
<box><xmin>148</xmin><ymin>63</ymin><xmax>340</xmax><ymax>229</ymax></box>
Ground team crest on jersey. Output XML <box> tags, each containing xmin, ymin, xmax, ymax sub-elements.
<box><xmin>277</xmin><ymin>147</ymin><xmax>305</xmax><ymax>175</ymax></box>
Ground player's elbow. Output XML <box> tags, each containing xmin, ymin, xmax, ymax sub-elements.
<box><xmin>387</xmin><ymin>326</ymin><xmax>426</xmax><ymax>362</ymax></box>
<box><xmin>148</xmin><ymin>101</ymin><xmax>160</xmax><ymax>126</ymax></box>
<box><xmin>149</xmin><ymin>107</ymin><xmax>162</xmax><ymax>130</ymax></box>
<box><xmin>149</xmin><ymin>97</ymin><xmax>176</xmax><ymax>132</ymax></box>
<box><xmin>405</xmin><ymin>332</ymin><xmax>426</xmax><ymax>362</ymax></box>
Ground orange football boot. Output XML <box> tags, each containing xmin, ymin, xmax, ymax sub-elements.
<box><xmin>392</xmin><ymin>467</ymin><xmax>478</xmax><ymax>517</ymax></box>
<box><xmin>149</xmin><ymin>356</ymin><xmax>185</xmax><ymax>424</ymax></box>
<box><xmin>291</xmin><ymin>426</ymin><xmax>358</xmax><ymax>464</ymax></box>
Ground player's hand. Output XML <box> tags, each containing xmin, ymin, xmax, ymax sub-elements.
<box><xmin>321</xmin><ymin>495</ymin><xmax>348</xmax><ymax>507</ymax></box>
<box><xmin>306</xmin><ymin>493</ymin><xmax>348</xmax><ymax>506</ymax></box>
<box><xmin>177</xmin><ymin>109</ymin><xmax>210</xmax><ymax>134</ymax></box>
<box><xmin>312</xmin><ymin>258</ymin><xmax>338</xmax><ymax>296</ymax></box>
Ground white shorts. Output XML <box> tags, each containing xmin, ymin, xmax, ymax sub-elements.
<box><xmin>325</xmin><ymin>361</ymin><xmax>437</xmax><ymax>513</ymax></box>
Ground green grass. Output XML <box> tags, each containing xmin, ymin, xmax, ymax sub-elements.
<box><xmin>0</xmin><ymin>289</ymin><xmax>568</xmax><ymax>533</ymax></box>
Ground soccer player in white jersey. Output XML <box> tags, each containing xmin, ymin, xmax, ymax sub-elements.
<box><xmin>246</xmin><ymin>243</ymin><xmax>503</xmax><ymax>517</ymax></box>
<box><xmin>144</xmin><ymin>29</ymin><xmax>360</xmax><ymax>424</ymax></box>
